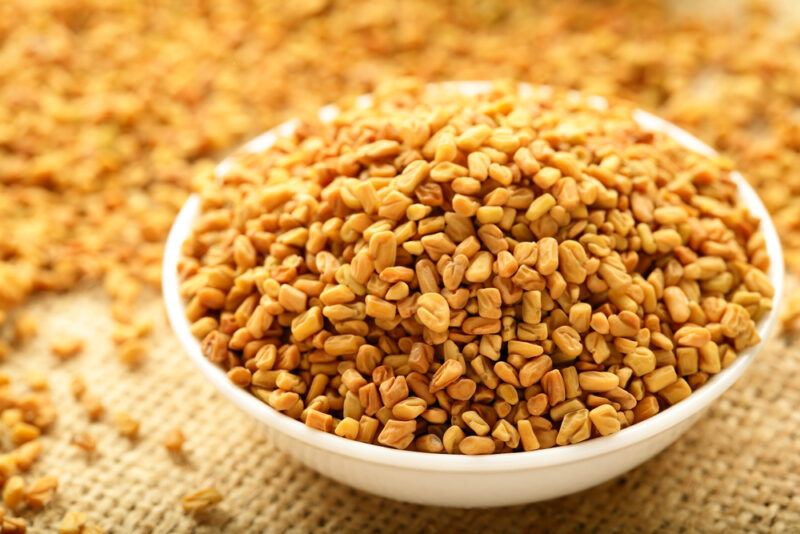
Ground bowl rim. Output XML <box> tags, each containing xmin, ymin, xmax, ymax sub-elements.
<box><xmin>162</xmin><ymin>81</ymin><xmax>784</xmax><ymax>473</ymax></box>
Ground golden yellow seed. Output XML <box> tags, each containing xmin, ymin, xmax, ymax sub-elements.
<box><xmin>3</xmin><ymin>475</ymin><xmax>25</xmax><ymax>510</ymax></box>
<box><xmin>334</xmin><ymin>417</ymin><xmax>360</xmax><ymax>440</ymax></box>
<box><xmin>164</xmin><ymin>428</ymin><xmax>186</xmax><ymax>454</ymax></box>
<box><xmin>182</xmin><ymin>488</ymin><xmax>223</xmax><ymax>513</ymax></box>
<box><xmin>458</xmin><ymin>436</ymin><xmax>496</xmax><ymax>455</ymax></box>
<box><xmin>113</xmin><ymin>412</ymin><xmax>140</xmax><ymax>439</ymax></box>
<box><xmin>10</xmin><ymin>422</ymin><xmax>40</xmax><ymax>446</ymax></box>
<box><xmin>461</xmin><ymin>410</ymin><xmax>491</xmax><ymax>436</ymax></box>
<box><xmin>58</xmin><ymin>511</ymin><xmax>88</xmax><ymax>534</ymax></box>
<box><xmin>50</xmin><ymin>335</ymin><xmax>84</xmax><ymax>360</ymax></box>
<box><xmin>525</xmin><ymin>194</ymin><xmax>556</xmax><ymax>222</ymax></box>
<box><xmin>71</xmin><ymin>432</ymin><xmax>97</xmax><ymax>453</ymax></box>
<box><xmin>415</xmin><ymin>293</ymin><xmax>450</xmax><ymax>333</ymax></box>
<box><xmin>25</xmin><ymin>475</ymin><xmax>59</xmax><ymax>510</ymax></box>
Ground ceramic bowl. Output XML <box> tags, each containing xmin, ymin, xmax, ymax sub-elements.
<box><xmin>162</xmin><ymin>82</ymin><xmax>784</xmax><ymax>507</ymax></box>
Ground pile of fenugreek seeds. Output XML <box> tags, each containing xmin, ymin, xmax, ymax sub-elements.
<box><xmin>179</xmin><ymin>83</ymin><xmax>773</xmax><ymax>454</ymax></box>
<box><xmin>0</xmin><ymin>0</ymin><xmax>797</xmax><ymax>527</ymax></box>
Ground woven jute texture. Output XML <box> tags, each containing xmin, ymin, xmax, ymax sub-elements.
<box><xmin>6</xmin><ymin>282</ymin><xmax>797</xmax><ymax>533</ymax></box>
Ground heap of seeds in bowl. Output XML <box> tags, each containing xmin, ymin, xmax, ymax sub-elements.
<box><xmin>178</xmin><ymin>82</ymin><xmax>774</xmax><ymax>454</ymax></box>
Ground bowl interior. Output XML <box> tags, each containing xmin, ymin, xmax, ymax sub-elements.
<box><xmin>162</xmin><ymin>82</ymin><xmax>784</xmax><ymax>473</ymax></box>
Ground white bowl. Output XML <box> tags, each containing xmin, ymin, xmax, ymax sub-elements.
<box><xmin>162</xmin><ymin>82</ymin><xmax>784</xmax><ymax>508</ymax></box>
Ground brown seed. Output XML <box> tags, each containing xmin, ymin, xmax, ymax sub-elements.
<box><xmin>458</xmin><ymin>436</ymin><xmax>496</xmax><ymax>455</ymax></box>
<box><xmin>542</xmin><ymin>370</ymin><xmax>566</xmax><ymax>406</ymax></box>
<box><xmin>589</xmin><ymin>404</ymin><xmax>621</xmax><ymax>436</ymax></box>
<box><xmin>25</xmin><ymin>475</ymin><xmax>58</xmax><ymax>510</ymax></box>
<box><xmin>643</xmin><ymin>366</ymin><xmax>678</xmax><ymax>393</ymax></box>
<box><xmin>577</xmin><ymin>371</ymin><xmax>619</xmax><ymax>393</ymax></box>
<box><xmin>164</xmin><ymin>428</ymin><xmax>186</xmax><ymax>454</ymax></box>
<box><xmin>59</xmin><ymin>511</ymin><xmax>89</xmax><ymax>534</ymax></box>
<box><xmin>113</xmin><ymin>412</ymin><xmax>140</xmax><ymax>439</ymax></box>
<box><xmin>462</xmin><ymin>410</ymin><xmax>491</xmax><ymax>436</ymax></box>
<box><xmin>3</xmin><ymin>476</ymin><xmax>25</xmax><ymax>510</ymax></box>
<box><xmin>305</xmin><ymin>409</ymin><xmax>334</xmax><ymax>432</ymax></box>
<box><xmin>664</xmin><ymin>286</ymin><xmax>691</xmax><ymax>323</ymax></box>
<box><xmin>519</xmin><ymin>355</ymin><xmax>553</xmax><ymax>387</ymax></box>
<box><xmin>71</xmin><ymin>432</ymin><xmax>97</xmax><ymax>453</ymax></box>
<box><xmin>673</xmin><ymin>325</ymin><xmax>711</xmax><ymax>347</ymax></box>
<box><xmin>552</xmin><ymin>326</ymin><xmax>583</xmax><ymax>358</ymax></box>
<box><xmin>556</xmin><ymin>408</ymin><xmax>591</xmax><ymax>445</ymax></box>
<box><xmin>429</xmin><ymin>359</ymin><xmax>465</xmax><ymax>393</ymax></box>
<box><xmin>182</xmin><ymin>488</ymin><xmax>223</xmax><ymax>513</ymax></box>
<box><xmin>415</xmin><ymin>293</ymin><xmax>450</xmax><ymax>333</ymax></box>
<box><xmin>377</xmin><ymin>419</ymin><xmax>416</xmax><ymax>449</ymax></box>
<box><xmin>50</xmin><ymin>336</ymin><xmax>84</xmax><ymax>360</ymax></box>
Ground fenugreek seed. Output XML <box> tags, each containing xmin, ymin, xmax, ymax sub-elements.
<box><xmin>25</xmin><ymin>475</ymin><xmax>58</xmax><ymax>510</ymax></box>
<box><xmin>10</xmin><ymin>422</ymin><xmax>40</xmax><ymax>445</ymax></box>
<box><xmin>113</xmin><ymin>412</ymin><xmax>140</xmax><ymax>439</ymax></box>
<box><xmin>536</xmin><ymin>237</ymin><xmax>559</xmax><ymax>276</ymax></box>
<box><xmin>71</xmin><ymin>432</ymin><xmax>97</xmax><ymax>453</ymax></box>
<box><xmin>465</xmin><ymin>251</ymin><xmax>493</xmax><ymax>283</ymax></box>
<box><xmin>182</xmin><ymin>488</ymin><xmax>223</xmax><ymax>513</ymax></box>
<box><xmin>3</xmin><ymin>476</ymin><xmax>25</xmax><ymax>509</ymax></box>
<box><xmin>442</xmin><ymin>425</ymin><xmax>466</xmax><ymax>454</ymax></box>
<box><xmin>643</xmin><ymin>366</ymin><xmax>678</xmax><ymax>393</ymax></box>
<box><xmin>164</xmin><ymin>428</ymin><xmax>186</xmax><ymax>454</ymax></box>
<box><xmin>227</xmin><ymin>366</ymin><xmax>252</xmax><ymax>387</ymax></box>
<box><xmin>305</xmin><ymin>409</ymin><xmax>333</xmax><ymax>432</ymax></box>
<box><xmin>699</xmin><ymin>341</ymin><xmax>722</xmax><ymax>374</ymax></box>
<box><xmin>517</xmin><ymin>419</ymin><xmax>540</xmax><ymax>451</ymax></box>
<box><xmin>415</xmin><ymin>293</ymin><xmax>450</xmax><ymax>333</ymax></box>
<box><xmin>278</xmin><ymin>284</ymin><xmax>307</xmax><ymax>313</ymax></box>
<box><xmin>458</xmin><ymin>436</ymin><xmax>496</xmax><ymax>455</ymax></box>
<box><xmin>624</xmin><ymin>347</ymin><xmax>657</xmax><ymax>376</ymax></box>
<box><xmin>58</xmin><ymin>511</ymin><xmax>91</xmax><ymax>534</ymax></box>
<box><xmin>552</xmin><ymin>326</ymin><xmax>582</xmax><ymax>358</ymax></box>
<box><xmin>525</xmin><ymin>194</ymin><xmax>556</xmax><ymax>222</ymax></box>
<box><xmin>462</xmin><ymin>410</ymin><xmax>491</xmax><ymax>436</ymax></box>
<box><xmin>377</xmin><ymin>419</ymin><xmax>416</xmax><ymax>449</ymax></box>
<box><xmin>577</xmin><ymin>371</ymin><xmax>619</xmax><ymax>393</ymax></box>
<box><xmin>569</xmin><ymin>303</ymin><xmax>592</xmax><ymax>333</ymax></box>
<box><xmin>356</xmin><ymin>416</ymin><xmax>379</xmax><ymax>444</ymax></box>
<box><xmin>50</xmin><ymin>336</ymin><xmax>84</xmax><ymax>360</ymax></box>
<box><xmin>291</xmin><ymin>307</ymin><xmax>324</xmax><ymax>341</ymax></box>
<box><xmin>633</xmin><ymin>395</ymin><xmax>660</xmax><ymax>422</ymax></box>
<box><xmin>13</xmin><ymin>440</ymin><xmax>43</xmax><ymax>471</ymax></box>
<box><xmin>664</xmin><ymin>286</ymin><xmax>691</xmax><ymax>323</ymax></box>
<box><xmin>477</xmin><ymin>288</ymin><xmax>502</xmax><ymax>319</ymax></box>
<box><xmin>379</xmin><ymin>376</ymin><xmax>409</xmax><ymax>409</ymax></box>
<box><xmin>550</xmin><ymin>398</ymin><xmax>586</xmax><ymax>421</ymax></box>
<box><xmin>519</xmin><ymin>355</ymin><xmax>553</xmax><ymax>387</ymax></box>
<box><xmin>324</xmin><ymin>335</ymin><xmax>364</xmax><ymax>356</ymax></box>
<box><xmin>429</xmin><ymin>359</ymin><xmax>465</xmax><ymax>393</ymax></box>
<box><xmin>589</xmin><ymin>404</ymin><xmax>621</xmax><ymax>436</ymax></box>
<box><xmin>673</xmin><ymin>325</ymin><xmax>712</xmax><ymax>347</ymax></box>
<box><xmin>392</xmin><ymin>397</ymin><xmax>427</xmax><ymax>420</ymax></box>
<box><xmin>556</xmin><ymin>408</ymin><xmax>591</xmax><ymax>445</ymax></box>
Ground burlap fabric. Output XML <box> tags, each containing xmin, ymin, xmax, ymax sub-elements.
<box><xmin>5</xmin><ymin>281</ymin><xmax>796</xmax><ymax>533</ymax></box>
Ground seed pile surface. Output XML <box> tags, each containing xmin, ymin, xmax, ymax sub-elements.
<box><xmin>180</xmin><ymin>84</ymin><xmax>774</xmax><ymax>453</ymax></box>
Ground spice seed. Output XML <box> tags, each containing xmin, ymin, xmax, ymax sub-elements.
<box><xmin>181</xmin><ymin>83</ymin><xmax>772</xmax><ymax>454</ymax></box>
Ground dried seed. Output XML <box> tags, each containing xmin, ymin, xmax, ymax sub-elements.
<box><xmin>177</xmin><ymin>82</ymin><xmax>772</xmax><ymax>457</ymax></box>
<box><xmin>458</xmin><ymin>436</ymin><xmax>495</xmax><ymax>455</ymax></box>
<box><xmin>589</xmin><ymin>404</ymin><xmax>621</xmax><ymax>436</ymax></box>
<box><xmin>415</xmin><ymin>293</ymin><xmax>450</xmax><ymax>333</ymax></box>
<box><xmin>182</xmin><ymin>488</ymin><xmax>223</xmax><ymax>513</ymax></box>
